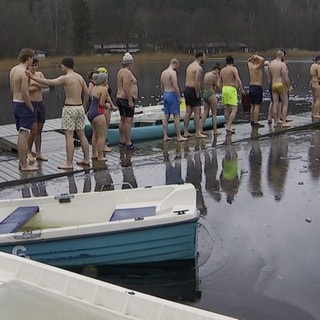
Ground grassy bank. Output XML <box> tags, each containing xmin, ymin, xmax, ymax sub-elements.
<box><xmin>0</xmin><ymin>50</ymin><xmax>317</xmax><ymax>72</ymax></box>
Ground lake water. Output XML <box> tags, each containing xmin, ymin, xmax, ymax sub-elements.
<box><xmin>0</xmin><ymin>125</ymin><xmax>319</xmax><ymax>320</ymax></box>
<box><xmin>0</xmin><ymin>58</ymin><xmax>314</xmax><ymax>124</ymax></box>
<box><xmin>0</xmin><ymin>57</ymin><xmax>319</xmax><ymax>320</ymax></box>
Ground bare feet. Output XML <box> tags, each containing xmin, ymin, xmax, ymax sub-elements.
<box><xmin>97</xmin><ymin>157</ymin><xmax>107</xmax><ymax>162</ymax></box>
<box><xmin>177</xmin><ymin>136</ymin><xmax>188</xmax><ymax>142</ymax></box>
<box><xmin>36</xmin><ymin>154</ymin><xmax>48</xmax><ymax>161</ymax></box>
<box><xmin>57</xmin><ymin>163</ymin><xmax>73</xmax><ymax>170</ymax></box>
<box><xmin>282</xmin><ymin>122</ymin><xmax>291</xmax><ymax>128</ymax></box>
<box><xmin>214</xmin><ymin>131</ymin><xmax>222</xmax><ymax>136</ymax></box>
<box><xmin>103</xmin><ymin>146</ymin><xmax>112</xmax><ymax>152</ymax></box>
<box><xmin>163</xmin><ymin>136</ymin><xmax>172</xmax><ymax>141</ymax></box>
<box><xmin>183</xmin><ymin>132</ymin><xmax>192</xmax><ymax>138</ymax></box>
<box><xmin>19</xmin><ymin>164</ymin><xmax>39</xmax><ymax>171</ymax></box>
<box><xmin>226</xmin><ymin>128</ymin><xmax>235</xmax><ymax>134</ymax></box>
<box><xmin>195</xmin><ymin>133</ymin><xmax>208</xmax><ymax>138</ymax></box>
<box><xmin>27</xmin><ymin>153</ymin><xmax>36</xmax><ymax>163</ymax></box>
<box><xmin>76</xmin><ymin>160</ymin><xmax>90</xmax><ymax>166</ymax></box>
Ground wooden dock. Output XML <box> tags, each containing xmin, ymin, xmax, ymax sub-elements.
<box><xmin>0</xmin><ymin>113</ymin><xmax>319</xmax><ymax>188</ymax></box>
<box><xmin>0</xmin><ymin>118</ymin><xmax>120</xmax><ymax>187</ymax></box>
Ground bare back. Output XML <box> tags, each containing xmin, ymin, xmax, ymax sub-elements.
<box><xmin>310</xmin><ymin>63</ymin><xmax>320</xmax><ymax>82</ymax></box>
<box><xmin>203</xmin><ymin>72</ymin><xmax>219</xmax><ymax>93</ymax></box>
<box><xmin>220</xmin><ymin>65</ymin><xmax>242</xmax><ymax>88</ymax></box>
<box><xmin>185</xmin><ymin>61</ymin><xmax>202</xmax><ymax>95</ymax></box>
<box><xmin>248</xmin><ymin>62</ymin><xmax>264</xmax><ymax>86</ymax></box>
<box><xmin>268</xmin><ymin>59</ymin><xmax>289</xmax><ymax>86</ymax></box>
<box><xmin>160</xmin><ymin>67</ymin><xmax>180</xmax><ymax>96</ymax></box>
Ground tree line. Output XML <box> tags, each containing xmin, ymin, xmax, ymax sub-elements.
<box><xmin>1</xmin><ymin>0</ymin><xmax>320</xmax><ymax>58</ymax></box>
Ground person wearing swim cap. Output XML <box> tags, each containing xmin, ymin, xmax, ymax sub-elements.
<box><xmin>116</xmin><ymin>52</ymin><xmax>138</xmax><ymax>150</ymax></box>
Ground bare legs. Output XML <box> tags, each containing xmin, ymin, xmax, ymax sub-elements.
<box><xmin>201</xmin><ymin>95</ymin><xmax>220</xmax><ymax>135</ymax></box>
<box><xmin>27</xmin><ymin>122</ymin><xmax>47</xmax><ymax>161</ymax></box>
<box><xmin>224</xmin><ymin>104</ymin><xmax>238</xmax><ymax>133</ymax></box>
<box><xmin>58</xmin><ymin>129</ymin><xmax>89</xmax><ymax>169</ymax></box>
<box><xmin>163</xmin><ymin>113</ymin><xmax>187</xmax><ymax>142</ymax></box>
<box><xmin>91</xmin><ymin>115</ymin><xmax>107</xmax><ymax>161</ymax></box>
<box><xmin>184</xmin><ymin>105</ymin><xmax>206</xmax><ymax>138</ymax></box>
<box><xmin>119</xmin><ymin>116</ymin><xmax>134</xmax><ymax>146</ymax></box>
<box><xmin>18</xmin><ymin>129</ymin><xmax>39</xmax><ymax>171</ymax></box>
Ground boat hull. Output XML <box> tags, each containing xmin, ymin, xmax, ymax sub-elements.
<box><xmin>0</xmin><ymin>184</ymin><xmax>198</xmax><ymax>268</ymax></box>
<box><xmin>85</xmin><ymin>115</ymin><xmax>226</xmax><ymax>146</ymax></box>
<box><xmin>0</xmin><ymin>221</ymin><xmax>197</xmax><ymax>268</ymax></box>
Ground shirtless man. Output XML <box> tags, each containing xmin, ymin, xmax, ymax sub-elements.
<box><xmin>220</xmin><ymin>55</ymin><xmax>245</xmax><ymax>134</ymax></box>
<box><xmin>27</xmin><ymin>58</ymin><xmax>49</xmax><ymax>162</ymax></box>
<box><xmin>268</xmin><ymin>50</ymin><xmax>291</xmax><ymax>127</ymax></box>
<box><xmin>116</xmin><ymin>52</ymin><xmax>138</xmax><ymax>150</ymax></box>
<box><xmin>183</xmin><ymin>51</ymin><xmax>207</xmax><ymax>138</ymax></box>
<box><xmin>247</xmin><ymin>54</ymin><xmax>265</xmax><ymax>127</ymax></box>
<box><xmin>160</xmin><ymin>58</ymin><xmax>187</xmax><ymax>142</ymax></box>
<box><xmin>201</xmin><ymin>63</ymin><xmax>221</xmax><ymax>135</ymax></box>
<box><xmin>26</xmin><ymin>56</ymin><xmax>90</xmax><ymax>169</ymax></box>
<box><xmin>309</xmin><ymin>55</ymin><xmax>320</xmax><ymax>118</ymax></box>
<box><xmin>9</xmin><ymin>48</ymin><xmax>38</xmax><ymax>171</ymax></box>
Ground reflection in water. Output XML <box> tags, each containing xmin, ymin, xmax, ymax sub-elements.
<box><xmin>185</xmin><ymin>139</ymin><xmax>207</xmax><ymax>215</ymax></box>
<box><xmin>21</xmin><ymin>181</ymin><xmax>48</xmax><ymax>198</ymax></box>
<box><xmin>309</xmin><ymin>129</ymin><xmax>320</xmax><ymax>179</ymax></box>
<box><xmin>163</xmin><ymin>142</ymin><xmax>183</xmax><ymax>185</ymax></box>
<box><xmin>92</xmin><ymin>160</ymin><xmax>114</xmax><ymax>191</ymax></box>
<box><xmin>267</xmin><ymin>134</ymin><xmax>289</xmax><ymax>201</ymax></box>
<box><xmin>249</xmin><ymin>128</ymin><xmax>263</xmax><ymax>197</ymax></box>
<box><xmin>220</xmin><ymin>135</ymin><xmax>240</xmax><ymax>204</ymax></box>
<box><xmin>204</xmin><ymin>148</ymin><xmax>221</xmax><ymax>202</ymax></box>
<box><xmin>67</xmin><ymin>170</ymin><xmax>91</xmax><ymax>194</ymax></box>
<box><xmin>74</xmin><ymin>259</ymin><xmax>200</xmax><ymax>303</ymax></box>
<box><xmin>120</xmin><ymin>149</ymin><xmax>137</xmax><ymax>189</ymax></box>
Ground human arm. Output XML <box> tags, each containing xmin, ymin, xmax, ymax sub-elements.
<box><xmin>82</xmin><ymin>80</ymin><xmax>89</xmax><ymax>111</ymax></box>
<box><xmin>21</xmin><ymin>74</ymin><xmax>34</xmax><ymax>111</ymax></box>
<box><xmin>195</xmin><ymin>67</ymin><xmax>202</xmax><ymax>98</ymax></box>
<box><xmin>172</xmin><ymin>71</ymin><xmax>181</xmax><ymax>100</ymax></box>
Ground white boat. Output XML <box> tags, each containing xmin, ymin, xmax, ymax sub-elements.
<box><xmin>0</xmin><ymin>252</ymin><xmax>238</xmax><ymax>320</ymax></box>
<box><xmin>0</xmin><ymin>184</ymin><xmax>199</xmax><ymax>268</ymax></box>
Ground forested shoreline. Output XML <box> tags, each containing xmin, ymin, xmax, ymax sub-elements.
<box><xmin>1</xmin><ymin>0</ymin><xmax>319</xmax><ymax>57</ymax></box>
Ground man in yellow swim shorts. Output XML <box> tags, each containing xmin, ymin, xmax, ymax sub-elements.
<box><xmin>220</xmin><ymin>56</ymin><xmax>245</xmax><ymax>133</ymax></box>
<box><xmin>268</xmin><ymin>50</ymin><xmax>291</xmax><ymax>127</ymax></box>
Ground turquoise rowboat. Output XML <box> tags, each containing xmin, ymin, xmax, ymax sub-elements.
<box><xmin>85</xmin><ymin>115</ymin><xmax>226</xmax><ymax>146</ymax></box>
<box><xmin>0</xmin><ymin>184</ymin><xmax>198</xmax><ymax>268</ymax></box>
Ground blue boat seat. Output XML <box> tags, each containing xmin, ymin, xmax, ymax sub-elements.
<box><xmin>110</xmin><ymin>206</ymin><xmax>156</xmax><ymax>221</ymax></box>
<box><xmin>0</xmin><ymin>206</ymin><xmax>39</xmax><ymax>234</ymax></box>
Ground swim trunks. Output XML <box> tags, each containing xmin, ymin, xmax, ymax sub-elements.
<box><xmin>163</xmin><ymin>92</ymin><xmax>180</xmax><ymax>115</ymax></box>
<box><xmin>249</xmin><ymin>85</ymin><xmax>263</xmax><ymax>105</ymax></box>
<box><xmin>32</xmin><ymin>101</ymin><xmax>46</xmax><ymax>123</ymax></box>
<box><xmin>116</xmin><ymin>98</ymin><xmax>135</xmax><ymax>118</ymax></box>
<box><xmin>87</xmin><ymin>96</ymin><xmax>104</xmax><ymax>122</ymax></box>
<box><xmin>272</xmin><ymin>82</ymin><xmax>286</xmax><ymax>95</ymax></box>
<box><xmin>184</xmin><ymin>86</ymin><xmax>201</xmax><ymax>107</ymax></box>
<box><xmin>203</xmin><ymin>91</ymin><xmax>215</xmax><ymax>102</ymax></box>
<box><xmin>222</xmin><ymin>86</ymin><xmax>238</xmax><ymax>106</ymax></box>
<box><xmin>61</xmin><ymin>105</ymin><xmax>85</xmax><ymax>130</ymax></box>
<box><xmin>12</xmin><ymin>101</ymin><xmax>36</xmax><ymax>132</ymax></box>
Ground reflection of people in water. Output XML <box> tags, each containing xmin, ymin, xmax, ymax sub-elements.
<box><xmin>267</xmin><ymin>134</ymin><xmax>289</xmax><ymax>201</ymax></box>
<box><xmin>249</xmin><ymin>127</ymin><xmax>263</xmax><ymax>197</ymax></box>
<box><xmin>309</xmin><ymin>129</ymin><xmax>320</xmax><ymax>179</ymax></box>
<box><xmin>92</xmin><ymin>160</ymin><xmax>114</xmax><ymax>191</ymax></box>
<box><xmin>204</xmin><ymin>147</ymin><xmax>221</xmax><ymax>202</ymax></box>
<box><xmin>120</xmin><ymin>149</ymin><xmax>137</xmax><ymax>189</ymax></box>
<box><xmin>220</xmin><ymin>135</ymin><xmax>240</xmax><ymax>204</ymax></box>
<box><xmin>185</xmin><ymin>141</ymin><xmax>207</xmax><ymax>215</ymax></box>
<box><xmin>163</xmin><ymin>141</ymin><xmax>183</xmax><ymax>185</ymax></box>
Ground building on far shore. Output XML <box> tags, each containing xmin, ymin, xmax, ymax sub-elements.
<box><xmin>94</xmin><ymin>43</ymin><xmax>140</xmax><ymax>55</ymax></box>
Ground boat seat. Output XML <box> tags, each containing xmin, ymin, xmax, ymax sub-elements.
<box><xmin>0</xmin><ymin>206</ymin><xmax>39</xmax><ymax>234</ymax></box>
<box><xmin>110</xmin><ymin>206</ymin><xmax>156</xmax><ymax>221</ymax></box>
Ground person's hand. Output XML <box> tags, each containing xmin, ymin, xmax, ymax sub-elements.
<box><xmin>25</xmin><ymin>69</ymin><xmax>33</xmax><ymax>78</ymax></box>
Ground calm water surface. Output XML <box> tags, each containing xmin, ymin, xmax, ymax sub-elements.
<box><xmin>0</xmin><ymin>127</ymin><xmax>319</xmax><ymax>320</ymax></box>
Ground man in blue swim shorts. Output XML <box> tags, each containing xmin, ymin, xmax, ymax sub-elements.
<box><xmin>220</xmin><ymin>55</ymin><xmax>245</xmax><ymax>134</ymax></box>
<box><xmin>183</xmin><ymin>51</ymin><xmax>207</xmax><ymax>138</ymax></box>
<box><xmin>9</xmin><ymin>48</ymin><xmax>38</xmax><ymax>171</ymax></box>
<box><xmin>160</xmin><ymin>59</ymin><xmax>187</xmax><ymax>142</ymax></box>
